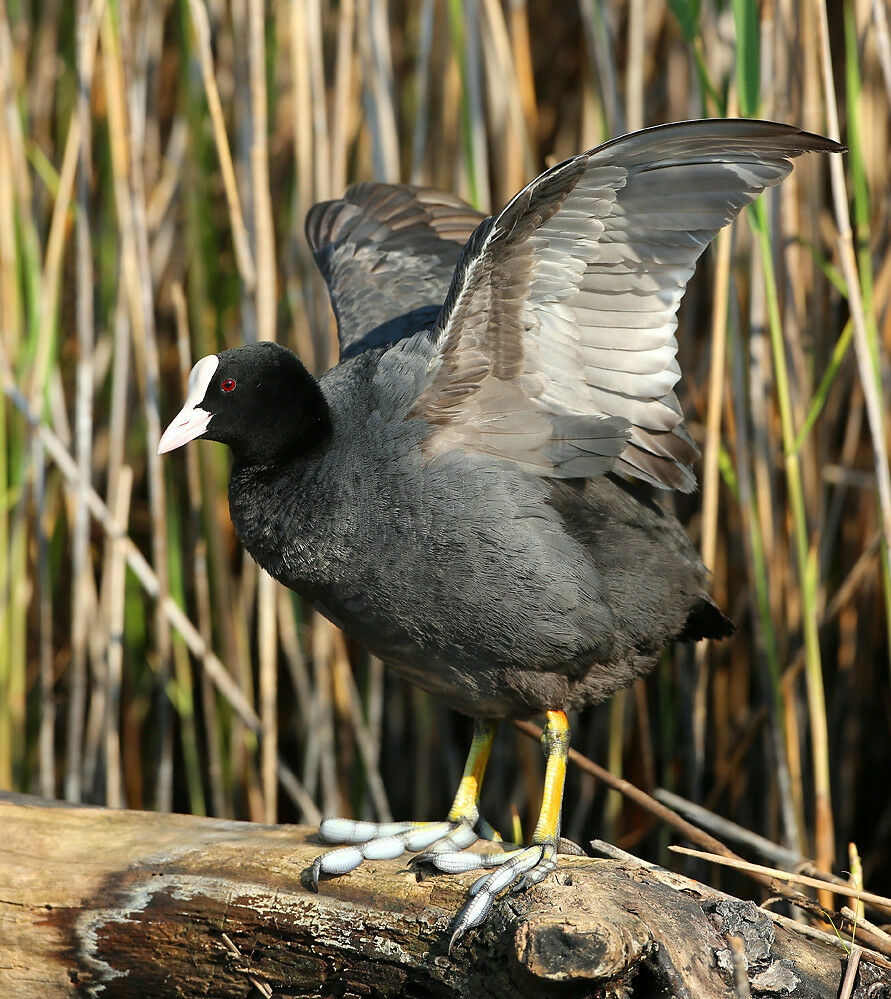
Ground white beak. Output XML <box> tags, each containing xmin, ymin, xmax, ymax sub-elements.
<box><xmin>158</xmin><ymin>405</ymin><xmax>212</xmax><ymax>454</ymax></box>
<box><xmin>158</xmin><ymin>354</ymin><xmax>219</xmax><ymax>455</ymax></box>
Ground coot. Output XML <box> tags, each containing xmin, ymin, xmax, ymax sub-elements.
<box><xmin>159</xmin><ymin>120</ymin><xmax>841</xmax><ymax>948</ymax></box>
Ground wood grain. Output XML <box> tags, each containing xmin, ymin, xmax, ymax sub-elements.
<box><xmin>1</xmin><ymin>792</ymin><xmax>886</xmax><ymax>997</ymax></box>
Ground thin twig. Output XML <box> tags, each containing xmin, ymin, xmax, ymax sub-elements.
<box><xmin>840</xmin><ymin>907</ymin><xmax>891</xmax><ymax>953</ymax></box>
<box><xmin>668</xmin><ymin>846</ymin><xmax>891</xmax><ymax>916</ymax></box>
<box><xmin>655</xmin><ymin>788</ymin><xmax>803</xmax><ymax>870</ymax></box>
<box><xmin>838</xmin><ymin>946</ymin><xmax>862</xmax><ymax>999</ymax></box>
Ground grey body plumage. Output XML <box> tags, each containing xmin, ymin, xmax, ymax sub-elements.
<box><xmin>227</xmin><ymin>339</ymin><xmax>727</xmax><ymax>718</ymax></box>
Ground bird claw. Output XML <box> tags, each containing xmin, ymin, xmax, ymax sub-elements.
<box><xmin>446</xmin><ymin>841</ymin><xmax>558</xmax><ymax>953</ymax></box>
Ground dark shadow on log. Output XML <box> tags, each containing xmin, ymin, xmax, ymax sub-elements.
<box><xmin>1</xmin><ymin>792</ymin><xmax>887</xmax><ymax>997</ymax></box>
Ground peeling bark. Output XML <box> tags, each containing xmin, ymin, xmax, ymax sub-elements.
<box><xmin>0</xmin><ymin>792</ymin><xmax>886</xmax><ymax>998</ymax></box>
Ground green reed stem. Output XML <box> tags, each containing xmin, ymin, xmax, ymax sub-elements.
<box><xmin>750</xmin><ymin>196</ymin><xmax>832</xmax><ymax>860</ymax></box>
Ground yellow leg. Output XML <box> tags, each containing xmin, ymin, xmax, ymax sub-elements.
<box><xmin>446</xmin><ymin>719</ymin><xmax>498</xmax><ymax>832</ymax></box>
<box><xmin>532</xmin><ymin>710</ymin><xmax>570</xmax><ymax>844</ymax></box>
<box><xmin>444</xmin><ymin>711</ymin><xmax>570</xmax><ymax>949</ymax></box>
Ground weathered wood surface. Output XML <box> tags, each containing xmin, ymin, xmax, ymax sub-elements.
<box><xmin>0</xmin><ymin>792</ymin><xmax>886</xmax><ymax>998</ymax></box>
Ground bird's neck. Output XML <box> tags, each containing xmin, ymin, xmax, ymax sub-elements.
<box><xmin>227</xmin><ymin>455</ymin><xmax>329</xmax><ymax>596</ymax></box>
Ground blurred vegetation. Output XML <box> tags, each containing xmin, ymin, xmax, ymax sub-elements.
<box><xmin>0</xmin><ymin>0</ymin><xmax>889</xmax><ymax>911</ymax></box>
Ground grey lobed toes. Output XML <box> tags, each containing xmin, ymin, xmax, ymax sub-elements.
<box><xmin>310</xmin><ymin>816</ymin><xmax>560</xmax><ymax>951</ymax></box>
<box><xmin>310</xmin><ymin>817</ymin><xmax>484</xmax><ymax>890</ymax></box>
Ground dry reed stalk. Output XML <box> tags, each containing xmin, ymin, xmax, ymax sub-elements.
<box><xmin>692</xmin><ymin>221</ymin><xmax>734</xmax><ymax>798</ymax></box>
<box><xmin>579</xmin><ymin>0</ymin><xmax>624</xmax><ymax>135</ymax></box>
<box><xmin>172</xmin><ymin>281</ymin><xmax>226</xmax><ymax>817</ymax></box>
<box><xmin>0</xmin><ymin>1</ymin><xmax>37</xmax><ymax>789</ymax></box>
<box><xmin>603</xmin><ymin>689</ymin><xmax>624</xmax><ymax>840</ymax></box>
<box><xmin>311</xmin><ymin>614</ymin><xmax>341</xmax><ymax>817</ymax></box>
<box><xmin>848</xmin><ymin>840</ymin><xmax>865</xmax><ymax>924</ymax></box>
<box><xmin>747</xmin><ymin>232</ymin><xmax>783</xmax><ymax>635</ymax></box>
<box><xmin>625</xmin><ymin>0</ymin><xmax>645</xmax><ymax>133</ymax></box>
<box><xmin>246</xmin><ymin>0</ymin><xmax>279</xmax><ymax>824</ymax></box>
<box><xmin>366</xmin><ymin>655</ymin><xmax>385</xmax><ymax>769</ymax></box>
<box><xmin>113</xmin><ymin>0</ymin><xmax>176</xmax><ymax>811</ymax></box>
<box><xmin>461</xmin><ymin>0</ymin><xmax>490</xmax><ymax>209</ymax></box>
<box><xmin>104</xmin><ymin>464</ymin><xmax>133</xmax><ymax>808</ymax></box>
<box><xmin>82</xmin><ymin>574</ymin><xmax>109</xmax><ymax>797</ymax></box>
<box><xmin>872</xmin><ymin>0</ymin><xmax>891</xmax><ymax>106</ymax></box>
<box><xmin>479</xmin><ymin>0</ymin><xmax>530</xmax><ymax>205</ymax></box>
<box><xmin>816</xmin><ymin>0</ymin><xmax>891</xmax><ymax>578</ymax></box>
<box><xmin>35</xmin><ymin>0</ymin><xmax>103</xmax><ymax>405</ymax></box>
<box><xmin>33</xmin><ymin>434</ymin><xmax>54</xmax><ymax>798</ymax></box>
<box><xmin>506</xmin><ymin>0</ymin><xmax>537</xmax><ymax>143</ymax></box>
<box><xmin>65</xmin><ymin>0</ymin><xmax>98</xmax><ymax>805</ymax></box>
<box><xmin>186</xmin><ymin>0</ymin><xmax>257</xmax><ymax>290</ymax></box>
<box><xmin>330</xmin><ymin>0</ymin><xmax>355</xmax><ymax>197</ymax></box>
<box><xmin>291</xmin><ymin>0</ymin><xmax>335</xmax><ymax>368</ymax></box>
<box><xmin>410</xmin><ymin>0</ymin><xmax>436</xmax><ymax>184</ymax></box>
<box><xmin>330</xmin><ymin>629</ymin><xmax>392</xmax><ymax>822</ymax></box>
<box><xmin>0</xmin><ymin>48</ymin><xmax>17</xmax><ymax>363</ymax></box>
<box><xmin>259</xmin><ymin>570</ymin><xmax>278</xmax><ymax>823</ymax></box>
<box><xmin>359</xmin><ymin>0</ymin><xmax>401</xmax><ymax>182</ymax></box>
<box><xmin>0</xmin><ymin>339</ymin><xmax>321</xmax><ymax>821</ymax></box>
<box><xmin>104</xmin><ymin>278</ymin><xmax>131</xmax><ymax>521</ymax></box>
<box><xmin>277</xmin><ymin>586</ymin><xmax>311</xmax><ymax>733</ymax></box>
<box><xmin>247</xmin><ymin>0</ymin><xmax>276</xmax><ymax>348</ymax></box>
<box><xmin>0</xmin><ymin>3</ymin><xmax>39</xmax><ymax>384</ymax></box>
<box><xmin>304</xmin><ymin>0</ymin><xmax>332</xmax><ymax>202</ymax></box>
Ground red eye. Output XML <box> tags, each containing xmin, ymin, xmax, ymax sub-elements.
<box><xmin>221</xmin><ymin>378</ymin><xmax>236</xmax><ymax>393</ymax></box>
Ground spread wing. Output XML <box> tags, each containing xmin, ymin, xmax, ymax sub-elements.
<box><xmin>411</xmin><ymin>119</ymin><xmax>842</xmax><ymax>490</ymax></box>
<box><xmin>306</xmin><ymin>183</ymin><xmax>485</xmax><ymax>360</ymax></box>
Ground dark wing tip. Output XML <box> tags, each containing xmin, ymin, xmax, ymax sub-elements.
<box><xmin>589</xmin><ymin>118</ymin><xmax>845</xmax><ymax>161</ymax></box>
<box><xmin>770</xmin><ymin>123</ymin><xmax>845</xmax><ymax>155</ymax></box>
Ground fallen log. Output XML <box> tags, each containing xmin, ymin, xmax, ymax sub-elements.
<box><xmin>0</xmin><ymin>792</ymin><xmax>886</xmax><ymax>997</ymax></box>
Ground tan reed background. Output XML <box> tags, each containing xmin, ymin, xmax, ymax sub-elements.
<box><xmin>0</xmin><ymin>0</ymin><xmax>888</xmax><ymax>901</ymax></box>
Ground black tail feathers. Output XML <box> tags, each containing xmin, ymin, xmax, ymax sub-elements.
<box><xmin>677</xmin><ymin>595</ymin><xmax>735</xmax><ymax>643</ymax></box>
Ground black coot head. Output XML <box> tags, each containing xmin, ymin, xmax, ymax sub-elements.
<box><xmin>158</xmin><ymin>342</ymin><xmax>331</xmax><ymax>463</ymax></box>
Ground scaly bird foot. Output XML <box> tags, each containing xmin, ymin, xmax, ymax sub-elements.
<box><xmin>308</xmin><ymin>816</ymin><xmax>501</xmax><ymax>890</ymax></box>
<box><xmin>412</xmin><ymin>840</ymin><xmax>559</xmax><ymax>953</ymax></box>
